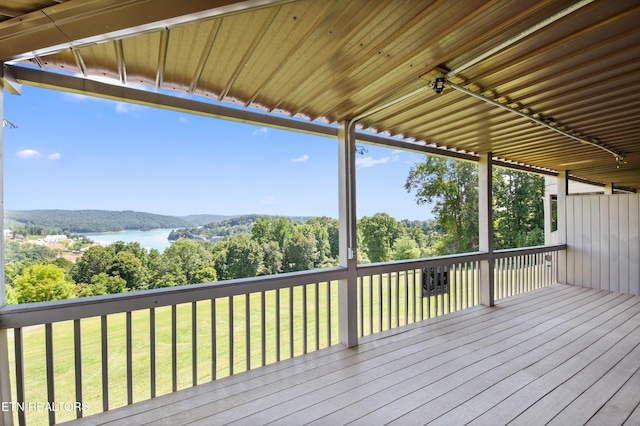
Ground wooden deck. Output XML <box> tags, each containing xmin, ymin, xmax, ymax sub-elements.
<box><xmin>66</xmin><ymin>284</ymin><xmax>640</xmax><ymax>425</ymax></box>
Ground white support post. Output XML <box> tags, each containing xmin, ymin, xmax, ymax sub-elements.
<box><xmin>0</xmin><ymin>65</ymin><xmax>14</xmax><ymax>426</ymax></box>
<box><xmin>337</xmin><ymin>121</ymin><xmax>358</xmax><ymax>347</ymax></box>
<box><xmin>604</xmin><ymin>182</ymin><xmax>614</xmax><ymax>195</ymax></box>
<box><xmin>479</xmin><ymin>153</ymin><xmax>494</xmax><ymax>307</ymax></box>
<box><xmin>557</xmin><ymin>171</ymin><xmax>569</xmax><ymax>284</ymax></box>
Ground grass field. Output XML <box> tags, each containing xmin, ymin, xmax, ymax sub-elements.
<box><xmin>6</xmin><ymin>261</ymin><xmax>548</xmax><ymax>425</ymax></box>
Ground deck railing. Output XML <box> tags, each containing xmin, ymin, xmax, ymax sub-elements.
<box><xmin>494</xmin><ymin>245</ymin><xmax>561</xmax><ymax>301</ymax></box>
<box><xmin>0</xmin><ymin>268</ymin><xmax>345</xmax><ymax>425</ymax></box>
<box><xmin>0</xmin><ymin>244</ymin><xmax>565</xmax><ymax>425</ymax></box>
<box><xmin>356</xmin><ymin>244</ymin><xmax>565</xmax><ymax>337</ymax></box>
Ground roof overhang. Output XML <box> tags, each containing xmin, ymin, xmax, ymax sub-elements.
<box><xmin>1</xmin><ymin>0</ymin><xmax>638</xmax><ymax>191</ymax></box>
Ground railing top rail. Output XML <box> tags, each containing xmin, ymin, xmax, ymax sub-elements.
<box><xmin>357</xmin><ymin>252</ymin><xmax>489</xmax><ymax>276</ymax></box>
<box><xmin>493</xmin><ymin>243</ymin><xmax>566</xmax><ymax>259</ymax></box>
<box><xmin>0</xmin><ymin>267</ymin><xmax>347</xmax><ymax>330</ymax></box>
<box><xmin>356</xmin><ymin>244</ymin><xmax>567</xmax><ymax>276</ymax></box>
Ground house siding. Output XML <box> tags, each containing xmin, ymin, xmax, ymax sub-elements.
<box><xmin>566</xmin><ymin>194</ymin><xmax>640</xmax><ymax>295</ymax></box>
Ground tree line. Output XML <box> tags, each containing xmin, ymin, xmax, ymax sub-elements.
<box><xmin>4</xmin><ymin>215</ymin><xmax>438</xmax><ymax>304</ymax></box>
<box><xmin>4</xmin><ymin>157</ymin><xmax>546</xmax><ymax>304</ymax></box>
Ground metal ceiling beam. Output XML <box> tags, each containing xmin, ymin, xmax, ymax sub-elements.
<box><xmin>8</xmin><ymin>64</ymin><xmax>337</xmax><ymax>138</ymax></box>
<box><xmin>446</xmin><ymin>81</ymin><xmax>626</xmax><ymax>163</ymax></box>
<box><xmin>0</xmin><ymin>0</ymin><xmax>296</xmax><ymax>62</ymax></box>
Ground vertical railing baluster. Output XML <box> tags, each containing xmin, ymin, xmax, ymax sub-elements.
<box><xmin>172</xmin><ymin>305</ymin><xmax>177</xmax><ymax>391</ymax></box>
<box><xmin>245</xmin><ymin>294</ymin><xmax>251</xmax><ymax>371</ymax></box>
<box><xmin>369</xmin><ymin>274</ymin><xmax>373</xmax><ymax>335</ymax></box>
<box><xmin>437</xmin><ymin>279</ymin><xmax>442</xmax><ymax>316</ymax></box>
<box><xmin>101</xmin><ymin>315</ymin><xmax>109</xmax><ymax>412</ymax></box>
<box><xmin>314</xmin><ymin>283</ymin><xmax>320</xmax><ymax>351</ymax></box>
<box><xmin>229</xmin><ymin>296</ymin><xmax>234</xmax><ymax>376</ymax></box>
<box><xmin>529</xmin><ymin>254</ymin><xmax>532</xmax><ymax>290</ymax></box>
<box><xmin>510</xmin><ymin>256</ymin><xmax>515</xmax><ymax>296</ymax></box>
<box><xmin>126</xmin><ymin>311</ymin><xmax>133</xmax><ymax>404</ymax></box>
<box><xmin>419</xmin><ymin>269</ymin><xmax>425</xmax><ymax>320</ymax></box>
<box><xmin>386</xmin><ymin>273</ymin><xmax>392</xmax><ymax>329</ymax></box>
<box><xmin>404</xmin><ymin>269</ymin><xmax>409</xmax><ymax>326</ymax></box>
<box><xmin>395</xmin><ymin>272</ymin><xmax>400</xmax><ymax>327</ymax></box>
<box><xmin>289</xmin><ymin>287</ymin><xmax>294</xmax><ymax>358</ymax></box>
<box><xmin>303</xmin><ymin>284</ymin><xmax>308</xmax><ymax>354</ymax></box>
<box><xmin>451</xmin><ymin>264</ymin><xmax>457</xmax><ymax>312</ymax></box>
<box><xmin>412</xmin><ymin>269</ymin><xmax>417</xmax><ymax>323</ymax></box>
<box><xmin>378</xmin><ymin>273</ymin><xmax>383</xmax><ymax>331</ymax></box>
<box><xmin>45</xmin><ymin>323</ymin><xmax>55</xmax><ymax>425</ymax></box>
<box><xmin>358</xmin><ymin>277</ymin><xmax>364</xmax><ymax>337</ymax></box>
<box><xmin>472</xmin><ymin>261</ymin><xmax>476</xmax><ymax>306</ymax></box>
<box><xmin>150</xmin><ymin>308</ymin><xmax>156</xmax><ymax>396</ymax></box>
<box><xmin>14</xmin><ymin>328</ymin><xmax>26</xmax><ymax>426</ymax></box>
<box><xmin>192</xmin><ymin>302</ymin><xmax>198</xmax><ymax>386</ymax></box>
<box><xmin>74</xmin><ymin>319</ymin><xmax>83</xmax><ymax>418</ymax></box>
<box><xmin>498</xmin><ymin>258</ymin><xmax>502</xmax><ymax>301</ymax></box>
<box><xmin>326</xmin><ymin>281</ymin><xmax>332</xmax><ymax>347</ymax></box>
<box><xmin>276</xmin><ymin>289</ymin><xmax>281</xmax><ymax>361</ymax></box>
<box><xmin>520</xmin><ymin>255</ymin><xmax>524</xmax><ymax>294</ymax></box>
<box><xmin>210</xmin><ymin>300</ymin><xmax>216</xmax><ymax>381</ymax></box>
<box><xmin>261</xmin><ymin>291</ymin><xmax>266</xmax><ymax>366</ymax></box>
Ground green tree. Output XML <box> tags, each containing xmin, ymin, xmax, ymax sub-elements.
<box><xmin>358</xmin><ymin>213</ymin><xmax>402</xmax><ymax>263</ymax></box>
<box><xmin>493</xmin><ymin>169</ymin><xmax>545</xmax><ymax>249</ymax></box>
<box><xmin>405</xmin><ymin>157</ymin><xmax>479</xmax><ymax>254</ymax></box>
<box><xmin>282</xmin><ymin>228</ymin><xmax>318</xmax><ymax>272</ymax></box>
<box><xmin>260</xmin><ymin>241</ymin><xmax>283</xmax><ymax>275</ymax></box>
<box><xmin>252</xmin><ymin>216</ymin><xmax>294</xmax><ymax>250</ymax></box>
<box><xmin>109</xmin><ymin>251</ymin><xmax>145</xmax><ymax>290</ymax></box>
<box><xmin>13</xmin><ymin>263</ymin><xmax>75</xmax><ymax>303</ymax></box>
<box><xmin>91</xmin><ymin>272</ymin><xmax>128</xmax><ymax>295</ymax></box>
<box><xmin>6</xmin><ymin>284</ymin><xmax>18</xmax><ymax>305</ymax></box>
<box><xmin>215</xmin><ymin>235</ymin><xmax>263</xmax><ymax>280</ymax></box>
<box><xmin>4</xmin><ymin>241</ymin><xmax>58</xmax><ymax>263</ymax></box>
<box><xmin>392</xmin><ymin>236</ymin><xmax>421</xmax><ymax>260</ymax></box>
<box><xmin>162</xmin><ymin>238</ymin><xmax>213</xmax><ymax>284</ymax></box>
<box><xmin>194</xmin><ymin>265</ymin><xmax>218</xmax><ymax>283</ymax></box>
<box><xmin>72</xmin><ymin>245</ymin><xmax>114</xmax><ymax>284</ymax></box>
<box><xmin>405</xmin><ymin>157</ymin><xmax>545</xmax><ymax>254</ymax></box>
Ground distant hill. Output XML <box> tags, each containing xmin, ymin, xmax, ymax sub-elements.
<box><xmin>5</xmin><ymin>209</ymin><xmax>196</xmax><ymax>233</ymax></box>
<box><xmin>180</xmin><ymin>214</ymin><xmax>237</xmax><ymax>226</ymax></box>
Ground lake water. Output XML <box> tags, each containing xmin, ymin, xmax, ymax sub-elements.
<box><xmin>82</xmin><ymin>228</ymin><xmax>175</xmax><ymax>252</ymax></box>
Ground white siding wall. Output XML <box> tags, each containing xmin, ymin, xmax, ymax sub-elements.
<box><xmin>566</xmin><ymin>194</ymin><xmax>640</xmax><ymax>295</ymax></box>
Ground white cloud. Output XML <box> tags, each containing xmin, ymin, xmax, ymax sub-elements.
<box><xmin>48</xmin><ymin>153</ymin><xmax>61</xmax><ymax>160</ymax></box>
<box><xmin>291</xmin><ymin>154</ymin><xmax>309</xmax><ymax>163</ymax></box>
<box><xmin>16</xmin><ymin>149</ymin><xmax>41</xmax><ymax>159</ymax></box>
<box><xmin>356</xmin><ymin>156</ymin><xmax>390</xmax><ymax>169</ymax></box>
<box><xmin>390</xmin><ymin>149</ymin><xmax>403</xmax><ymax>162</ymax></box>
<box><xmin>252</xmin><ymin>127</ymin><xmax>268</xmax><ymax>136</ymax></box>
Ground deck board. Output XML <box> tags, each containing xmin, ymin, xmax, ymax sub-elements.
<box><xmin>64</xmin><ymin>284</ymin><xmax>640</xmax><ymax>425</ymax></box>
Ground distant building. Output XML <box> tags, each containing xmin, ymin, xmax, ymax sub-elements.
<box><xmin>43</xmin><ymin>235</ymin><xmax>68</xmax><ymax>243</ymax></box>
<box><xmin>3</xmin><ymin>229</ymin><xmax>12</xmax><ymax>238</ymax></box>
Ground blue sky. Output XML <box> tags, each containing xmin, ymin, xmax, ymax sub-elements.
<box><xmin>3</xmin><ymin>82</ymin><xmax>434</xmax><ymax>221</ymax></box>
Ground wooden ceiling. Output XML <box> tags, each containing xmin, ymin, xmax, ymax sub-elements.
<box><xmin>1</xmin><ymin>0</ymin><xmax>639</xmax><ymax>190</ymax></box>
